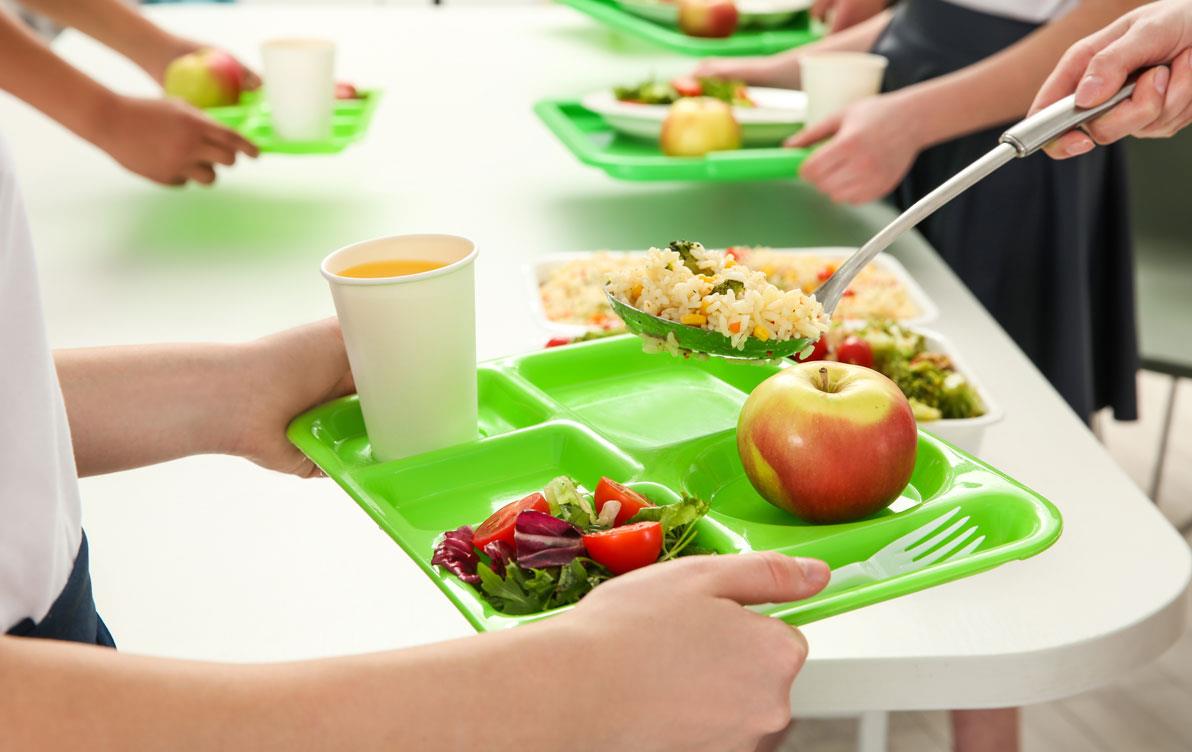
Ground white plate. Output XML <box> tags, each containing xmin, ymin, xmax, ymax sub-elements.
<box><xmin>526</xmin><ymin>246</ymin><xmax>939</xmax><ymax>338</ymax></box>
<box><xmin>581</xmin><ymin>87</ymin><xmax>807</xmax><ymax>146</ymax></box>
<box><xmin>616</xmin><ymin>0</ymin><xmax>814</xmax><ymax>29</ymax></box>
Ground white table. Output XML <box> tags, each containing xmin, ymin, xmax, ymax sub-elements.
<box><xmin>4</xmin><ymin>2</ymin><xmax>1187</xmax><ymax>726</ymax></box>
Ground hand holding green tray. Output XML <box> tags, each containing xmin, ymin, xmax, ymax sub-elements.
<box><xmin>203</xmin><ymin>89</ymin><xmax>381</xmax><ymax>154</ymax></box>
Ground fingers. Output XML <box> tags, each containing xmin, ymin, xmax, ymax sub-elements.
<box><xmin>785</xmin><ymin>113</ymin><xmax>842</xmax><ymax>149</ymax></box>
<box><xmin>195</xmin><ymin>142</ymin><xmax>238</xmax><ymax>167</ymax></box>
<box><xmin>695</xmin><ymin>552</ymin><xmax>830</xmax><ymax>605</ymax></box>
<box><xmin>1030</xmin><ymin>19</ymin><xmax>1130</xmax><ymax>113</ymax></box>
<box><xmin>1042</xmin><ymin>129</ymin><xmax>1096</xmax><ymax>160</ymax></box>
<box><xmin>1085</xmin><ymin>64</ymin><xmax>1169</xmax><ymax>145</ymax></box>
<box><xmin>810</xmin><ymin>0</ymin><xmax>832</xmax><ymax>22</ymax></box>
<box><xmin>182</xmin><ymin>163</ymin><xmax>217</xmax><ymax>186</ymax></box>
<box><xmin>1139</xmin><ymin>48</ymin><xmax>1192</xmax><ymax>137</ymax></box>
<box><xmin>241</xmin><ymin>66</ymin><xmax>263</xmax><ymax>91</ymax></box>
<box><xmin>206</xmin><ymin>124</ymin><xmax>260</xmax><ymax>158</ymax></box>
<box><xmin>1075</xmin><ymin>20</ymin><xmax>1174</xmax><ymax>108</ymax></box>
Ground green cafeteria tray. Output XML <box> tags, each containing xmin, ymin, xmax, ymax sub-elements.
<box><xmin>204</xmin><ymin>89</ymin><xmax>380</xmax><ymax>154</ymax></box>
<box><xmin>535</xmin><ymin>100</ymin><xmax>809</xmax><ymax>181</ymax></box>
<box><xmin>288</xmin><ymin>335</ymin><xmax>1062</xmax><ymax>633</ymax></box>
<box><xmin>558</xmin><ymin>0</ymin><xmax>819</xmax><ymax>56</ymax></box>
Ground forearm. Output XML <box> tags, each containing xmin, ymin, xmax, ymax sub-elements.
<box><xmin>15</xmin><ymin>0</ymin><xmax>187</xmax><ymax>82</ymax></box>
<box><xmin>892</xmin><ymin>0</ymin><xmax>1147</xmax><ymax>148</ymax></box>
<box><xmin>0</xmin><ymin>622</ymin><xmax>584</xmax><ymax>751</ymax></box>
<box><xmin>55</xmin><ymin>343</ymin><xmax>248</xmax><ymax>476</ymax></box>
<box><xmin>0</xmin><ymin>10</ymin><xmax>116</xmax><ymax>143</ymax></box>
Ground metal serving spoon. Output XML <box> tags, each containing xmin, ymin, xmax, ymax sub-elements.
<box><xmin>610</xmin><ymin>83</ymin><xmax>1137</xmax><ymax>360</ymax></box>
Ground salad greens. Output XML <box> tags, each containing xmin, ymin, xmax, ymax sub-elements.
<box><xmin>613</xmin><ymin>77</ymin><xmax>753</xmax><ymax>107</ymax></box>
<box><xmin>431</xmin><ymin>476</ymin><xmax>714</xmax><ymax>616</ymax></box>
<box><xmin>848</xmin><ymin>322</ymin><xmax>986</xmax><ymax>421</ymax></box>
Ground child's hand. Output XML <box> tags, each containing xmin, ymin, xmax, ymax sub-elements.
<box><xmin>811</xmin><ymin>0</ymin><xmax>889</xmax><ymax>33</ymax></box>
<box><xmin>229</xmin><ymin>319</ymin><xmax>356</xmax><ymax>478</ymax></box>
<box><xmin>785</xmin><ymin>92</ymin><xmax>923</xmax><ymax>204</ymax></box>
<box><xmin>92</xmin><ymin>96</ymin><xmax>259</xmax><ymax>186</ymax></box>
<box><xmin>694</xmin><ymin>56</ymin><xmax>799</xmax><ymax>89</ymax></box>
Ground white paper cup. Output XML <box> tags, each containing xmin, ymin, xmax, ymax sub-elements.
<box><xmin>800</xmin><ymin>52</ymin><xmax>888</xmax><ymax>124</ymax></box>
<box><xmin>322</xmin><ymin>235</ymin><xmax>479</xmax><ymax>463</ymax></box>
<box><xmin>261</xmin><ymin>38</ymin><xmax>335</xmax><ymax>142</ymax></box>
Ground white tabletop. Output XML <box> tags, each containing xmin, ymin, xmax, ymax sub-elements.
<box><xmin>4</xmin><ymin>4</ymin><xmax>1187</xmax><ymax>715</ymax></box>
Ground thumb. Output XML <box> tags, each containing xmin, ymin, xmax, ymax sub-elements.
<box><xmin>786</xmin><ymin>113</ymin><xmax>842</xmax><ymax>148</ymax></box>
<box><xmin>695</xmin><ymin>552</ymin><xmax>830</xmax><ymax>605</ymax></box>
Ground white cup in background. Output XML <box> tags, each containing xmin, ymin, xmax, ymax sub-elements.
<box><xmin>261</xmin><ymin>38</ymin><xmax>335</xmax><ymax>142</ymax></box>
<box><xmin>322</xmin><ymin>235</ymin><xmax>479</xmax><ymax>463</ymax></box>
<box><xmin>800</xmin><ymin>52</ymin><xmax>889</xmax><ymax>125</ymax></box>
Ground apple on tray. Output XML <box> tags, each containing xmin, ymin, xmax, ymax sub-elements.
<box><xmin>164</xmin><ymin>49</ymin><xmax>246</xmax><ymax>108</ymax></box>
<box><xmin>678</xmin><ymin>0</ymin><xmax>740</xmax><ymax>38</ymax></box>
<box><xmin>737</xmin><ymin>361</ymin><xmax>918</xmax><ymax>524</ymax></box>
<box><xmin>659</xmin><ymin>97</ymin><xmax>742</xmax><ymax>157</ymax></box>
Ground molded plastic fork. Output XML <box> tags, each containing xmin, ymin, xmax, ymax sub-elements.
<box><xmin>820</xmin><ymin>507</ymin><xmax>986</xmax><ymax>596</ymax></box>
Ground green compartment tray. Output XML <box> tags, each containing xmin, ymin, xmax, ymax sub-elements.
<box><xmin>535</xmin><ymin>100</ymin><xmax>809</xmax><ymax>181</ymax></box>
<box><xmin>204</xmin><ymin>90</ymin><xmax>380</xmax><ymax>154</ymax></box>
<box><xmin>288</xmin><ymin>335</ymin><xmax>1061</xmax><ymax>632</ymax></box>
<box><xmin>558</xmin><ymin>0</ymin><xmax>820</xmax><ymax>56</ymax></box>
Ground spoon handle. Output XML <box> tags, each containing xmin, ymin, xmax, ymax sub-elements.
<box><xmin>815</xmin><ymin>81</ymin><xmax>1137</xmax><ymax>316</ymax></box>
<box><xmin>815</xmin><ymin>142</ymin><xmax>1016</xmax><ymax>316</ymax></box>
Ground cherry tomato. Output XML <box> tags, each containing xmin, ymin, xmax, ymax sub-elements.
<box><xmin>671</xmin><ymin>76</ymin><xmax>703</xmax><ymax>98</ymax></box>
<box><xmin>594</xmin><ymin>477</ymin><xmax>655</xmax><ymax>526</ymax></box>
<box><xmin>583</xmin><ymin>522</ymin><xmax>664</xmax><ymax>575</ymax></box>
<box><xmin>473</xmin><ymin>493</ymin><xmax>550</xmax><ymax>549</ymax></box>
<box><xmin>835</xmin><ymin>336</ymin><xmax>874</xmax><ymax>369</ymax></box>
<box><xmin>795</xmin><ymin>336</ymin><xmax>829</xmax><ymax>363</ymax></box>
<box><xmin>545</xmin><ymin>337</ymin><xmax>572</xmax><ymax>348</ymax></box>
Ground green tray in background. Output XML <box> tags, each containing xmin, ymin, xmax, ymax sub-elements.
<box><xmin>204</xmin><ymin>89</ymin><xmax>380</xmax><ymax>154</ymax></box>
<box><xmin>558</xmin><ymin>0</ymin><xmax>820</xmax><ymax>56</ymax></box>
<box><xmin>535</xmin><ymin>99</ymin><xmax>809</xmax><ymax>181</ymax></box>
<box><xmin>288</xmin><ymin>335</ymin><xmax>1061</xmax><ymax>633</ymax></box>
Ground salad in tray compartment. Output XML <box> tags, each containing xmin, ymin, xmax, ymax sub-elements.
<box><xmin>614</xmin><ymin>75</ymin><xmax>754</xmax><ymax>106</ymax></box>
<box><xmin>432</xmin><ymin>475</ymin><xmax>712</xmax><ymax>615</ymax></box>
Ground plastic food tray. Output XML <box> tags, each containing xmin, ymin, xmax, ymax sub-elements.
<box><xmin>558</xmin><ymin>0</ymin><xmax>820</xmax><ymax>56</ymax></box>
<box><xmin>204</xmin><ymin>90</ymin><xmax>380</xmax><ymax>154</ymax></box>
<box><xmin>288</xmin><ymin>335</ymin><xmax>1060</xmax><ymax>633</ymax></box>
<box><xmin>535</xmin><ymin>100</ymin><xmax>810</xmax><ymax>182</ymax></box>
<box><xmin>526</xmin><ymin>248</ymin><xmax>939</xmax><ymax>338</ymax></box>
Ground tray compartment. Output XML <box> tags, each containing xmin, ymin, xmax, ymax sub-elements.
<box><xmin>352</xmin><ymin>420</ymin><xmax>642</xmax><ymax>533</ymax></box>
<box><xmin>682</xmin><ymin>431</ymin><xmax>954</xmax><ymax>550</ymax></box>
<box><xmin>513</xmin><ymin>336</ymin><xmax>779</xmax><ymax>451</ymax></box>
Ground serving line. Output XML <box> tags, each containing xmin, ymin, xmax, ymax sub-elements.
<box><xmin>5</xmin><ymin>1</ymin><xmax>1185</xmax><ymax>722</ymax></box>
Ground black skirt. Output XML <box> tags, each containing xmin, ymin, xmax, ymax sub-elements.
<box><xmin>873</xmin><ymin>0</ymin><xmax>1139</xmax><ymax>421</ymax></box>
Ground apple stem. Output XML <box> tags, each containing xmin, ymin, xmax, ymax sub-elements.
<box><xmin>818</xmin><ymin>366</ymin><xmax>831</xmax><ymax>392</ymax></box>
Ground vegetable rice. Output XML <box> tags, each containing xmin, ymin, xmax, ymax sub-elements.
<box><xmin>605</xmin><ymin>241</ymin><xmax>829</xmax><ymax>351</ymax></box>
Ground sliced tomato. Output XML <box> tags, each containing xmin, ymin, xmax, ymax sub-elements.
<box><xmin>671</xmin><ymin>75</ymin><xmax>703</xmax><ymax>98</ymax></box>
<box><xmin>545</xmin><ymin>337</ymin><xmax>572</xmax><ymax>348</ymax></box>
<box><xmin>473</xmin><ymin>492</ymin><xmax>549</xmax><ymax>549</ymax></box>
<box><xmin>594</xmin><ymin>477</ymin><xmax>654</xmax><ymax>526</ymax></box>
<box><xmin>795</xmin><ymin>335</ymin><xmax>829</xmax><ymax>363</ymax></box>
<box><xmin>583</xmin><ymin>522</ymin><xmax>663</xmax><ymax>575</ymax></box>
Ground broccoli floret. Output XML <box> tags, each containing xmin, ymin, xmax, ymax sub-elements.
<box><xmin>668</xmin><ymin>240</ymin><xmax>705</xmax><ymax>273</ymax></box>
<box><xmin>711</xmin><ymin>279</ymin><xmax>745</xmax><ymax>296</ymax></box>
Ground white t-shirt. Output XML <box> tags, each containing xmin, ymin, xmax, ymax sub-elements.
<box><xmin>944</xmin><ymin>0</ymin><xmax>1078</xmax><ymax>23</ymax></box>
<box><xmin>0</xmin><ymin>135</ymin><xmax>83</xmax><ymax>632</ymax></box>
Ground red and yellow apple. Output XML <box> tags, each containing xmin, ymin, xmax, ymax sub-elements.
<box><xmin>164</xmin><ymin>49</ymin><xmax>245</xmax><ymax>108</ymax></box>
<box><xmin>660</xmin><ymin>97</ymin><xmax>742</xmax><ymax>157</ymax></box>
<box><xmin>678</xmin><ymin>0</ymin><xmax>740</xmax><ymax>38</ymax></box>
<box><xmin>738</xmin><ymin>361</ymin><xmax>917</xmax><ymax>524</ymax></box>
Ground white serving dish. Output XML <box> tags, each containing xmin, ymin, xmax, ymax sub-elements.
<box><xmin>616</xmin><ymin>0</ymin><xmax>814</xmax><ymax>29</ymax></box>
<box><xmin>527</xmin><ymin>247</ymin><xmax>938</xmax><ymax>338</ymax></box>
<box><xmin>581</xmin><ymin>87</ymin><xmax>807</xmax><ymax>146</ymax></box>
<box><xmin>896</xmin><ymin>328</ymin><xmax>1003</xmax><ymax>456</ymax></box>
